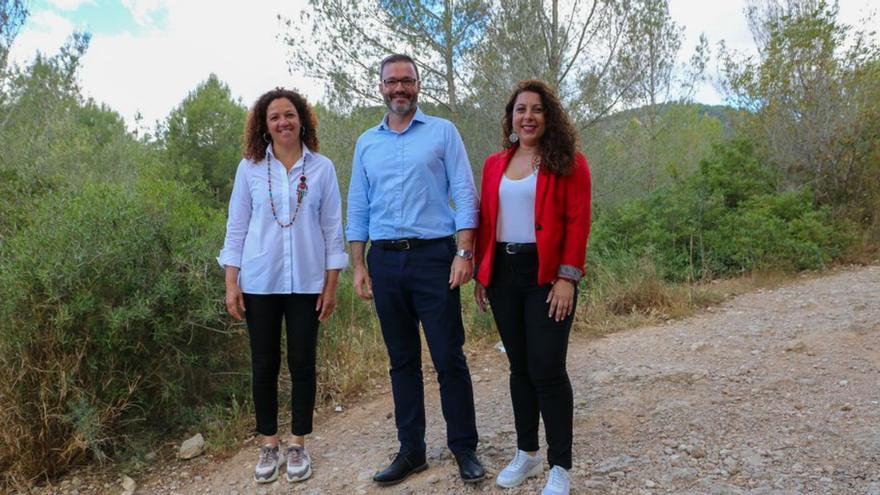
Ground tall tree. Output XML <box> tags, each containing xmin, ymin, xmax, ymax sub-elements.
<box><xmin>468</xmin><ymin>0</ymin><xmax>690</xmax><ymax>129</ymax></box>
<box><xmin>1</xmin><ymin>32</ymin><xmax>92</xmax><ymax>172</ymax></box>
<box><xmin>161</xmin><ymin>74</ymin><xmax>247</xmax><ymax>203</ymax></box>
<box><xmin>617</xmin><ymin>0</ymin><xmax>709</xmax><ymax>189</ymax></box>
<box><xmin>719</xmin><ymin>0</ymin><xmax>880</xmax><ymax>205</ymax></box>
<box><xmin>0</xmin><ymin>0</ymin><xmax>27</xmax><ymax>68</ymax></box>
<box><xmin>281</xmin><ymin>0</ymin><xmax>490</xmax><ymax>113</ymax></box>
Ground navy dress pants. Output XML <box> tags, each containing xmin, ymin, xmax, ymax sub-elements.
<box><xmin>367</xmin><ymin>238</ymin><xmax>479</xmax><ymax>456</ymax></box>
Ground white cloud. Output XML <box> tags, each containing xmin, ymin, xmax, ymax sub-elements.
<box><xmin>120</xmin><ymin>0</ymin><xmax>169</xmax><ymax>27</ymax></box>
<box><xmin>75</xmin><ymin>0</ymin><xmax>321</xmax><ymax>128</ymax></box>
<box><xmin>8</xmin><ymin>10</ymin><xmax>76</xmax><ymax>63</ymax></box>
<box><xmin>47</xmin><ymin>0</ymin><xmax>97</xmax><ymax>11</ymax></box>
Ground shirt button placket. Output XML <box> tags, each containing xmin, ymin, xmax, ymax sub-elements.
<box><xmin>397</xmin><ymin>133</ymin><xmax>404</xmax><ymax>237</ymax></box>
<box><xmin>282</xmin><ymin>163</ymin><xmax>293</xmax><ymax>293</ymax></box>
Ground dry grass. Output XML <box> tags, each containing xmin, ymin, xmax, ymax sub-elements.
<box><xmin>573</xmin><ymin>259</ymin><xmax>819</xmax><ymax>338</ymax></box>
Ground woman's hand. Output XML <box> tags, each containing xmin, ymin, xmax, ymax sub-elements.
<box><xmin>474</xmin><ymin>282</ymin><xmax>489</xmax><ymax>312</ymax></box>
<box><xmin>225</xmin><ymin>283</ymin><xmax>246</xmax><ymax>321</ymax></box>
<box><xmin>316</xmin><ymin>288</ymin><xmax>337</xmax><ymax>322</ymax></box>
<box><xmin>546</xmin><ymin>278</ymin><xmax>575</xmax><ymax>322</ymax></box>
<box><xmin>317</xmin><ymin>269</ymin><xmax>341</xmax><ymax>321</ymax></box>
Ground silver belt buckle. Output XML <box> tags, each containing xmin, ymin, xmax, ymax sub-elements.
<box><xmin>399</xmin><ymin>239</ymin><xmax>411</xmax><ymax>250</ymax></box>
<box><xmin>505</xmin><ymin>243</ymin><xmax>517</xmax><ymax>255</ymax></box>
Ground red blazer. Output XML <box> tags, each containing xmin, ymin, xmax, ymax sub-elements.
<box><xmin>475</xmin><ymin>147</ymin><xmax>591</xmax><ymax>287</ymax></box>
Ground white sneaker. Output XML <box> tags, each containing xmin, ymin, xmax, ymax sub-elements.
<box><xmin>495</xmin><ymin>449</ymin><xmax>544</xmax><ymax>488</ymax></box>
<box><xmin>253</xmin><ymin>444</ymin><xmax>282</xmax><ymax>483</ymax></box>
<box><xmin>541</xmin><ymin>465</ymin><xmax>571</xmax><ymax>495</ymax></box>
<box><xmin>285</xmin><ymin>444</ymin><xmax>312</xmax><ymax>482</ymax></box>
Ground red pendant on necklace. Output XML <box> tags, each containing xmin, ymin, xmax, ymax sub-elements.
<box><xmin>297</xmin><ymin>175</ymin><xmax>308</xmax><ymax>202</ymax></box>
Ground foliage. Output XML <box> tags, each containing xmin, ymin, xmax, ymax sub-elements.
<box><xmin>282</xmin><ymin>0</ymin><xmax>490</xmax><ymax>112</ymax></box>
<box><xmin>591</xmin><ymin>139</ymin><xmax>851</xmax><ymax>281</ymax></box>
<box><xmin>719</xmin><ymin>0</ymin><xmax>880</xmax><ymax>211</ymax></box>
<box><xmin>0</xmin><ymin>33</ymin><xmax>165</xmax><ymax>188</ymax></box>
<box><xmin>0</xmin><ymin>0</ymin><xmax>27</xmax><ymax>69</ymax></box>
<box><xmin>160</xmin><ymin>74</ymin><xmax>247</xmax><ymax>204</ymax></box>
<box><xmin>586</xmin><ymin>103</ymin><xmax>727</xmax><ymax>206</ymax></box>
<box><xmin>476</xmin><ymin>1</ymin><xmax>698</xmax><ymax>124</ymax></box>
<box><xmin>0</xmin><ymin>178</ymin><xmax>246</xmax><ymax>486</ymax></box>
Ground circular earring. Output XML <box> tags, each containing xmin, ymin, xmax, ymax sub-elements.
<box><xmin>262</xmin><ymin>132</ymin><xmax>271</xmax><ymax>143</ymax></box>
<box><xmin>508</xmin><ymin>131</ymin><xmax>519</xmax><ymax>143</ymax></box>
<box><xmin>300</xmin><ymin>126</ymin><xmax>306</xmax><ymax>137</ymax></box>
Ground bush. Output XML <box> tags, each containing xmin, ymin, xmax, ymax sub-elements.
<box><xmin>0</xmin><ymin>177</ymin><xmax>247</xmax><ymax>486</ymax></box>
<box><xmin>591</xmin><ymin>139</ymin><xmax>852</xmax><ymax>281</ymax></box>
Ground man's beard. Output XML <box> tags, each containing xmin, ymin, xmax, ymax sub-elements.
<box><xmin>384</xmin><ymin>91</ymin><xmax>418</xmax><ymax>115</ymax></box>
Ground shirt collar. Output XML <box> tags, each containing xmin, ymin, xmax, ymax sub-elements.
<box><xmin>265</xmin><ymin>143</ymin><xmax>313</xmax><ymax>162</ymax></box>
<box><xmin>378</xmin><ymin>106</ymin><xmax>426</xmax><ymax>131</ymax></box>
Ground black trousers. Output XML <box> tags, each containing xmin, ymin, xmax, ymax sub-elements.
<box><xmin>485</xmin><ymin>248</ymin><xmax>575</xmax><ymax>469</ymax></box>
<box><xmin>367</xmin><ymin>238</ymin><xmax>479</xmax><ymax>456</ymax></box>
<box><xmin>243</xmin><ymin>293</ymin><xmax>320</xmax><ymax>437</ymax></box>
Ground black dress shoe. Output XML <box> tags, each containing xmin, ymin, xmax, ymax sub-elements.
<box><xmin>372</xmin><ymin>451</ymin><xmax>428</xmax><ymax>486</ymax></box>
<box><xmin>454</xmin><ymin>450</ymin><xmax>486</xmax><ymax>483</ymax></box>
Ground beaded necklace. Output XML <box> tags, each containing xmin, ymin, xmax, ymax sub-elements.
<box><xmin>267</xmin><ymin>152</ymin><xmax>308</xmax><ymax>228</ymax></box>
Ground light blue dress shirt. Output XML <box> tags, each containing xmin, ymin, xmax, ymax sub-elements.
<box><xmin>345</xmin><ymin>107</ymin><xmax>478</xmax><ymax>242</ymax></box>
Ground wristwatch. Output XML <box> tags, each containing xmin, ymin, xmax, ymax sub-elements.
<box><xmin>455</xmin><ymin>248</ymin><xmax>474</xmax><ymax>260</ymax></box>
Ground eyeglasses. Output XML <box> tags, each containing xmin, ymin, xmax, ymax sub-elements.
<box><xmin>382</xmin><ymin>78</ymin><xmax>418</xmax><ymax>88</ymax></box>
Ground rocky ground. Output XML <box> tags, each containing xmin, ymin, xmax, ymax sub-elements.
<box><xmin>34</xmin><ymin>265</ymin><xmax>880</xmax><ymax>494</ymax></box>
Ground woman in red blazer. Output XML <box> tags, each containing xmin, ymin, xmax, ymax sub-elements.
<box><xmin>474</xmin><ymin>80</ymin><xmax>590</xmax><ymax>495</ymax></box>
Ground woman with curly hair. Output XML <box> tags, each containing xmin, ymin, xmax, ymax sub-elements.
<box><xmin>473</xmin><ymin>80</ymin><xmax>591</xmax><ymax>495</ymax></box>
<box><xmin>218</xmin><ymin>88</ymin><xmax>348</xmax><ymax>484</ymax></box>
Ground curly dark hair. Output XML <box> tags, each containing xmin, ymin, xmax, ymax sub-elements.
<box><xmin>502</xmin><ymin>80</ymin><xmax>579</xmax><ymax>176</ymax></box>
<box><xmin>243</xmin><ymin>88</ymin><xmax>319</xmax><ymax>162</ymax></box>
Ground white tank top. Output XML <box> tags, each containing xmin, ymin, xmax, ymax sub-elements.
<box><xmin>497</xmin><ymin>172</ymin><xmax>537</xmax><ymax>243</ymax></box>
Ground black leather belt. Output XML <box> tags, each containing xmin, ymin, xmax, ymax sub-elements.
<box><xmin>497</xmin><ymin>242</ymin><xmax>537</xmax><ymax>255</ymax></box>
<box><xmin>372</xmin><ymin>237</ymin><xmax>452</xmax><ymax>251</ymax></box>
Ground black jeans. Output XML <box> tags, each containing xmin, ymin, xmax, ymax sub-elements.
<box><xmin>485</xmin><ymin>248</ymin><xmax>575</xmax><ymax>469</ymax></box>
<box><xmin>243</xmin><ymin>293</ymin><xmax>320</xmax><ymax>437</ymax></box>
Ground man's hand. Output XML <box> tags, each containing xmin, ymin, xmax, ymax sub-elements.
<box><xmin>449</xmin><ymin>255</ymin><xmax>473</xmax><ymax>289</ymax></box>
<box><xmin>353</xmin><ymin>263</ymin><xmax>373</xmax><ymax>300</ymax></box>
<box><xmin>350</xmin><ymin>241</ymin><xmax>373</xmax><ymax>300</ymax></box>
<box><xmin>449</xmin><ymin>229</ymin><xmax>475</xmax><ymax>289</ymax></box>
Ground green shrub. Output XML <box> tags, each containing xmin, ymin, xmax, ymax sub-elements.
<box><xmin>591</xmin><ymin>139</ymin><xmax>852</xmax><ymax>280</ymax></box>
<box><xmin>0</xmin><ymin>177</ymin><xmax>247</xmax><ymax>485</ymax></box>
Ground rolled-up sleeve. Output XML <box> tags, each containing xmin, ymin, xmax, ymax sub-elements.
<box><xmin>444</xmin><ymin>122</ymin><xmax>478</xmax><ymax>230</ymax></box>
<box><xmin>217</xmin><ymin>160</ymin><xmax>251</xmax><ymax>268</ymax></box>
<box><xmin>321</xmin><ymin>161</ymin><xmax>349</xmax><ymax>270</ymax></box>
<box><xmin>345</xmin><ymin>138</ymin><xmax>371</xmax><ymax>242</ymax></box>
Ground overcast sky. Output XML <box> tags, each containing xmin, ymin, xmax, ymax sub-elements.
<box><xmin>8</xmin><ymin>0</ymin><xmax>878</xmax><ymax>128</ymax></box>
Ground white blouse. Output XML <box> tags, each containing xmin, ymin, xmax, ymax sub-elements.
<box><xmin>496</xmin><ymin>172</ymin><xmax>537</xmax><ymax>243</ymax></box>
<box><xmin>217</xmin><ymin>144</ymin><xmax>349</xmax><ymax>294</ymax></box>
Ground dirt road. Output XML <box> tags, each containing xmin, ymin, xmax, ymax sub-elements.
<box><xmin>73</xmin><ymin>266</ymin><xmax>880</xmax><ymax>494</ymax></box>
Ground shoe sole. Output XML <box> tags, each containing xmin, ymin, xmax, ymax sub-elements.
<box><xmin>462</xmin><ymin>472</ymin><xmax>486</xmax><ymax>484</ymax></box>
<box><xmin>374</xmin><ymin>462</ymin><xmax>429</xmax><ymax>486</ymax></box>
<box><xmin>286</xmin><ymin>465</ymin><xmax>312</xmax><ymax>482</ymax></box>
<box><xmin>495</xmin><ymin>462</ymin><xmax>543</xmax><ymax>488</ymax></box>
<box><xmin>254</xmin><ymin>464</ymin><xmax>281</xmax><ymax>484</ymax></box>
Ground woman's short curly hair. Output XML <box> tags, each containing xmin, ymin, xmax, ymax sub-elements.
<box><xmin>502</xmin><ymin>80</ymin><xmax>579</xmax><ymax>176</ymax></box>
<box><xmin>243</xmin><ymin>88</ymin><xmax>319</xmax><ymax>162</ymax></box>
